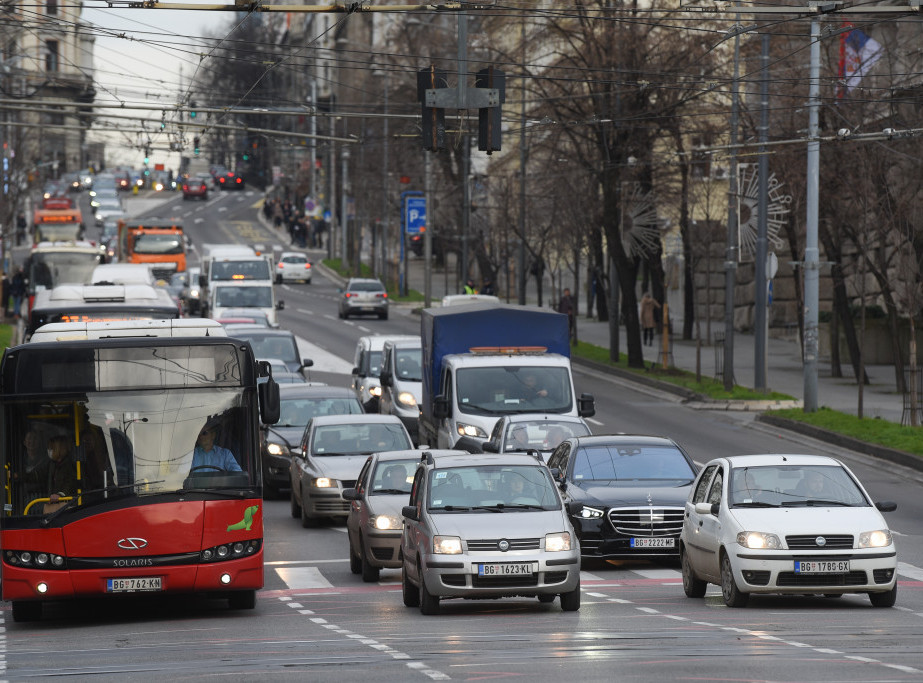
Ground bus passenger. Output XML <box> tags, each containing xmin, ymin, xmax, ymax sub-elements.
<box><xmin>190</xmin><ymin>420</ymin><xmax>241</xmax><ymax>472</ymax></box>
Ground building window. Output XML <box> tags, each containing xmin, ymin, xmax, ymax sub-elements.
<box><xmin>45</xmin><ymin>40</ymin><xmax>58</xmax><ymax>72</ymax></box>
<box><xmin>46</xmin><ymin>0</ymin><xmax>58</xmax><ymax>15</ymax></box>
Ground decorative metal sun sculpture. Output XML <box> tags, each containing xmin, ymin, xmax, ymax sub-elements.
<box><xmin>736</xmin><ymin>166</ymin><xmax>791</xmax><ymax>258</ymax></box>
<box><xmin>621</xmin><ymin>182</ymin><xmax>664</xmax><ymax>258</ymax></box>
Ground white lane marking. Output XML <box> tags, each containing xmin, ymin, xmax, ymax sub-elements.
<box><xmin>636</xmin><ymin>607</ymin><xmax>660</xmax><ymax>614</ymax></box>
<box><xmin>898</xmin><ymin>562</ymin><xmax>923</xmax><ymax>581</ymax></box>
<box><xmin>586</xmin><ymin>592</ymin><xmax>609</xmax><ymax>598</ymax></box>
<box><xmin>218</xmin><ymin>206</ymin><xmax>227</xmax><ymax>212</ymax></box>
<box><xmin>632</xmin><ymin>568</ymin><xmax>681</xmax><ymax>579</ymax></box>
<box><xmin>294</xmin><ymin>333</ymin><xmax>354</xmax><ymax>375</ymax></box>
<box><xmin>579</xmin><ymin>571</ymin><xmax>607</xmax><ymax>581</ymax></box>
<box><xmin>883</xmin><ymin>664</ymin><xmax>922</xmax><ymax>673</ymax></box>
<box><xmin>266</xmin><ymin>558</ymin><xmax>350</xmax><ymax>566</ymax></box>
<box><xmin>276</xmin><ymin>566</ymin><xmax>334</xmax><ymax>589</ymax></box>
<box><xmin>194</xmin><ymin>217</ymin><xmax>204</xmax><ymax>224</ymax></box>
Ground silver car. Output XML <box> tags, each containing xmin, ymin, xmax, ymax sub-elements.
<box><xmin>343</xmin><ymin>451</ymin><xmax>420</xmax><ymax>582</ymax></box>
<box><xmin>290</xmin><ymin>414</ymin><xmax>414</xmax><ymax>527</ymax></box>
<box><xmin>400</xmin><ymin>451</ymin><xmax>582</xmax><ymax>615</ymax></box>
<box><xmin>338</xmin><ymin>278</ymin><xmax>389</xmax><ymax>320</ymax></box>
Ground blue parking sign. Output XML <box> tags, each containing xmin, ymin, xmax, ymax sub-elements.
<box><xmin>405</xmin><ymin>196</ymin><xmax>426</xmax><ymax>235</ymax></box>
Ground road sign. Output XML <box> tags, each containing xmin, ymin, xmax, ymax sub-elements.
<box><xmin>406</xmin><ymin>196</ymin><xmax>426</xmax><ymax>235</ymax></box>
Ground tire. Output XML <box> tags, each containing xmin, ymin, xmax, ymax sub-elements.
<box><xmin>537</xmin><ymin>594</ymin><xmax>556</xmax><ymax>604</ymax></box>
<box><xmin>290</xmin><ymin>488</ymin><xmax>301</xmax><ymax>518</ymax></box>
<box><xmin>419</xmin><ymin>569</ymin><xmax>440</xmax><ymax>615</ymax></box>
<box><xmin>228</xmin><ymin>590</ymin><xmax>256</xmax><ymax>610</ymax></box>
<box><xmin>402</xmin><ymin>566</ymin><xmax>419</xmax><ymax>607</ymax></box>
<box><xmin>681</xmin><ymin>547</ymin><xmax>708</xmax><ymax>598</ymax></box>
<box><xmin>348</xmin><ymin>533</ymin><xmax>361</xmax><ymax>575</ymax></box>
<box><xmin>560</xmin><ymin>579</ymin><xmax>581</xmax><ymax>612</ymax></box>
<box><xmin>379</xmin><ymin>311</ymin><xmax>388</xmax><ymax>320</ymax></box>
<box><xmin>360</xmin><ymin>538</ymin><xmax>380</xmax><ymax>583</ymax></box>
<box><xmin>869</xmin><ymin>585</ymin><xmax>897</xmax><ymax>608</ymax></box>
<box><xmin>720</xmin><ymin>551</ymin><xmax>749</xmax><ymax>608</ymax></box>
<box><xmin>301</xmin><ymin>493</ymin><xmax>320</xmax><ymax>528</ymax></box>
<box><xmin>11</xmin><ymin>601</ymin><xmax>42</xmax><ymax>622</ymax></box>
<box><xmin>182</xmin><ymin>195</ymin><xmax>188</xmax><ymax>201</ymax></box>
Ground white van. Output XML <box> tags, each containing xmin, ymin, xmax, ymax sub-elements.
<box><xmin>351</xmin><ymin>334</ymin><xmax>418</xmax><ymax>412</ymax></box>
<box><xmin>379</xmin><ymin>337</ymin><xmax>424</xmax><ymax>443</ymax></box>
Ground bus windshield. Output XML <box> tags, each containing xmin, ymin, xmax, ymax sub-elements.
<box><xmin>28</xmin><ymin>250</ymin><xmax>103</xmax><ymax>293</ymax></box>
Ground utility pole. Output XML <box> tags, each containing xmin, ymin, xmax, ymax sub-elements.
<box><xmin>518</xmin><ymin>14</ymin><xmax>527</xmax><ymax>305</ymax></box>
<box><xmin>424</xmin><ymin>151</ymin><xmax>433</xmax><ymax>307</ymax></box>
<box><xmin>341</xmin><ymin>143</ymin><xmax>349</xmax><ymax>268</ymax></box>
<box><xmin>804</xmin><ymin>17</ymin><xmax>821</xmax><ymax>412</ymax></box>
<box><xmin>723</xmin><ymin>17</ymin><xmax>742</xmax><ymax>392</ymax></box>
<box><xmin>754</xmin><ymin>33</ymin><xmax>770</xmax><ymax>391</ymax></box>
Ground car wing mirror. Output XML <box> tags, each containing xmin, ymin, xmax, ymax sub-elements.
<box><xmin>875</xmin><ymin>501</ymin><xmax>897</xmax><ymax>512</ymax></box>
<box><xmin>694</xmin><ymin>501</ymin><xmax>719</xmax><ymax>516</ymax></box>
<box><xmin>342</xmin><ymin>488</ymin><xmax>359</xmax><ymax>501</ymax></box>
<box><xmin>401</xmin><ymin>505</ymin><xmax>418</xmax><ymax>521</ymax></box>
<box><xmin>566</xmin><ymin>501</ymin><xmax>584</xmax><ymax>516</ymax></box>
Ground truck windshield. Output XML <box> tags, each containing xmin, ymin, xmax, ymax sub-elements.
<box><xmin>133</xmin><ymin>233</ymin><xmax>184</xmax><ymax>255</ymax></box>
<box><xmin>5</xmin><ymin>388</ymin><xmax>256</xmax><ymax>518</ymax></box>
<box><xmin>455</xmin><ymin>366</ymin><xmax>573</xmax><ymax>415</ymax></box>
<box><xmin>215</xmin><ymin>285</ymin><xmax>273</xmax><ymax>308</ymax></box>
<box><xmin>211</xmin><ymin>260</ymin><xmax>271</xmax><ymax>281</ymax></box>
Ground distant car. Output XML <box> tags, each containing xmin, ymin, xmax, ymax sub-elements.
<box><xmin>182</xmin><ymin>266</ymin><xmax>202</xmax><ymax>315</ymax></box>
<box><xmin>182</xmin><ymin>174</ymin><xmax>209</xmax><ymax>201</ymax></box>
<box><xmin>216</xmin><ymin>171</ymin><xmax>245</xmax><ymax>190</ymax></box>
<box><xmin>680</xmin><ymin>453</ymin><xmax>898</xmax><ymax>608</ymax></box>
<box><xmin>338</xmin><ymin>278</ymin><xmax>389</xmax><ymax>320</ymax></box>
<box><xmin>344</xmin><ymin>450</ymin><xmax>419</xmax><ymax>581</ymax></box>
<box><xmin>113</xmin><ymin>170</ymin><xmax>132</xmax><ymax>191</ymax></box>
<box><xmin>224</xmin><ymin>326</ymin><xmax>312</xmax><ymax>377</ymax></box>
<box><xmin>547</xmin><ymin>434</ymin><xmax>698</xmax><ymax>560</ymax></box>
<box><xmin>275</xmin><ymin>252</ymin><xmax>312</xmax><ymax>284</ymax></box>
<box><xmin>260</xmin><ymin>384</ymin><xmax>363</xmax><ymax>498</ymax></box>
<box><xmin>457</xmin><ymin>414</ymin><xmax>593</xmax><ymax>460</ymax></box>
<box><xmin>350</xmin><ymin>335</ymin><xmax>418</xmax><ymax>413</ymax></box>
<box><xmin>289</xmin><ymin>414</ymin><xmax>414</xmax><ymax>527</ymax></box>
<box><xmin>400</xmin><ymin>450</ymin><xmax>582</xmax><ymax>615</ymax></box>
<box><xmin>216</xmin><ymin>308</ymin><xmax>276</xmax><ymax>328</ymax></box>
<box><xmin>89</xmin><ymin>187</ymin><xmax>119</xmax><ymax>208</ymax></box>
<box><xmin>62</xmin><ymin>172</ymin><xmax>82</xmax><ymax>192</ymax></box>
<box><xmin>94</xmin><ymin>199</ymin><xmax>124</xmax><ymax>226</ymax></box>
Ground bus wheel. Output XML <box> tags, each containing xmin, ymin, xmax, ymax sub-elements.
<box><xmin>228</xmin><ymin>590</ymin><xmax>256</xmax><ymax>610</ymax></box>
<box><xmin>12</xmin><ymin>601</ymin><xmax>42</xmax><ymax>622</ymax></box>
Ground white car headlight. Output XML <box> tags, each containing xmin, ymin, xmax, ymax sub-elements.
<box><xmin>456</xmin><ymin>422</ymin><xmax>487</xmax><ymax>438</ymax></box>
<box><xmin>545</xmin><ymin>532</ymin><xmax>572</xmax><ymax>552</ymax></box>
<box><xmin>576</xmin><ymin>506</ymin><xmax>604</xmax><ymax>519</ymax></box>
<box><xmin>736</xmin><ymin>531</ymin><xmax>782</xmax><ymax>549</ymax></box>
<box><xmin>433</xmin><ymin>535</ymin><xmax>462</xmax><ymax>554</ymax></box>
<box><xmin>266</xmin><ymin>443</ymin><xmax>285</xmax><ymax>456</ymax></box>
<box><xmin>373</xmin><ymin>514</ymin><xmax>402</xmax><ymax>530</ymax></box>
<box><xmin>859</xmin><ymin>529</ymin><xmax>892</xmax><ymax>548</ymax></box>
<box><xmin>397</xmin><ymin>391</ymin><xmax>417</xmax><ymax>408</ymax></box>
<box><xmin>312</xmin><ymin>477</ymin><xmax>335</xmax><ymax>488</ymax></box>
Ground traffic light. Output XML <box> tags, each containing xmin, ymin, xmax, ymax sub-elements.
<box><xmin>476</xmin><ymin>67</ymin><xmax>505</xmax><ymax>153</ymax></box>
<box><xmin>193</xmin><ymin>136</ymin><xmax>200</xmax><ymax>155</ymax></box>
<box><xmin>417</xmin><ymin>67</ymin><xmax>447</xmax><ymax>152</ymax></box>
<box><xmin>189</xmin><ymin>101</ymin><xmax>197</xmax><ymax>119</ymax></box>
<box><xmin>242</xmin><ymin>153</ymin><xmax>249</xmax><ymax>161</ymax></box>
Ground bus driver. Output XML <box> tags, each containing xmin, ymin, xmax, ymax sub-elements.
<box><xmin>190</xmin><ymin>419</ymin><xmax>241</xmax><ymax>472</ymax></box>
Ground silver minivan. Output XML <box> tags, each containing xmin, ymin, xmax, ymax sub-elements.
<box><xmin>379</xmin><ymin>337</ymin><xmax>423</xmax><ymax>443</ymax></box>
<box><xmin>400</xmin><ymin>450</ymin><xmax>582</xmax><ymax>615</ymax></box>
<box><xmin>351</xmin><ymin>335</ymin><xmax>417</xmax><ymax>412</ymax></box>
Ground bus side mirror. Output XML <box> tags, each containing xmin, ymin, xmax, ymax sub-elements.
<box><xmin>258</xmin><ymin>378</ymin><xmax>281</xmax><ymax>425</ymax></box>
<box><xmin>578</xmin><ymin>393</ymin><xmax>596</xmax><ymax>418</ymax></box>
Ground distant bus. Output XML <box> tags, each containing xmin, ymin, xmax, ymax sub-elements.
<box><xmin>0</xmin><ymin>320</ymin><xmax>280</xmax><ymax>622</ymax></box>
<box><xmin>26</xmin><ymin>283</ymin><xmax>179</xmax><ymax>340</ymax></box>
<box><xmin>32</xmin><ymin>206</ymin><xmax>84</xmax><ymax>242</ymax></box>
<box><xmin>25</xmin><ymin>241</ymin><xmax>106</xmax><ymax>298</ymax></box>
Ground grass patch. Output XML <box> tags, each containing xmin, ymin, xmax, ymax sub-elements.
<box><xmin>572</xmin><ymin>339</ymin><xmax>793</xmax><ymax>401</ymax></box>
<box><xmin>0</xmin><ymin>324</ymin><xmax>12</xmax><ymax>351</ymax></box>
<box><xmin>321</xmin><ymin>259</ymin><xmax>424</xmax><ymax>302</ymax></box>
<box><xmin>767</xmin><ymin>407</ymin><xmax>923</xmax><ymax>457</ymax></box>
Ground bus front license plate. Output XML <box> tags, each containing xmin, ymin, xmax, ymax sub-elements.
<box><xmin>106</xmin><ymin>577</ymin><xmax>163</xmax><ymax>593</ymax></box>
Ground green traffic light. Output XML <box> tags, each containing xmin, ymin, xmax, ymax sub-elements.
<box><xmin>242</xmin><ymin>154</ymin><xmax>249</xmax><ymax>161</ymax></box>
<box><xmin>144</xmin><ymin>157</ymin><xmax>149</xmax><ymax>164</ymax></box>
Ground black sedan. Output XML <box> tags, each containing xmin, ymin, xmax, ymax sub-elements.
<box><xmin>216</xmin><ymin>170</ymin><xmax>245</xmax><ymax>190</ymax></box>
<box><xmin>260</xmin><ymin>385</ymin><xmax>364</xmax><ymax>497</ymax></box>
<box><xmin>546</xmin><ymin>434</ymin><xmax>698</xmax><ymax>560</ymax></box>
<box><xmin>224</xmin><ymin>325</ymin><xmax>312</xmax><ymax>377</ymax></box>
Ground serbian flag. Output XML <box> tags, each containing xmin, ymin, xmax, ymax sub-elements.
<box><xmin>838</xmin><ymin>23</ymin><xmax>883</xmax><ymax>97</ymax></box>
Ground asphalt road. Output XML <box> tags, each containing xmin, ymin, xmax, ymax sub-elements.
<box><xmin>4</xmin><ymin>188</ymin><xmax>922</xmax><ymax>681</ymax></box>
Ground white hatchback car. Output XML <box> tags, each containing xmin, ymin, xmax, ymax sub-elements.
<box><xmin>275</xmin><ymin>252</ymin><xmax>312</xmax><ymax>284</ymax></box>
<box><xmin>680</xmin><ymin>454</ymin><xmax>898</xmax><ymax>608</ymax></box>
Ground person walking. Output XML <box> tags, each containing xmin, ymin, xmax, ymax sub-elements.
<box><xmin>2</xmin><ymin>272</ymin><xmax>10</xmax><ymax>317</ymax></box>
<box><xmin>558</xmin><ymin>287</ymin><xmax>577</xmax><ymax>345</ymax></box>
<box><xmin>10</xmin><ymin>267</ymin><xmax>26</xmax><ymax>319</ymax></box>
<box><xmin>640</xmin><ymin>291</ymin><xmax>661</xmax><ymax>346</ymax></box>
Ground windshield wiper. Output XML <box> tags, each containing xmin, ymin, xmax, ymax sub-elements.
<box><xmin>782</xmin><ymin>499</ymin><xmax>851</xmax><ymax>507</ymax></box>
<box><xmin>373</xmin><ymin>488</ymin><xmax>409</xmax><ymax>495</ymax></box>
<box><xmin>462</xmin><ymin>403</ymin><xmax>502</xmax><ymax>414</ymax></box>
<box><xmin>469</xmin><ymin>505</ymin><xmax>504</xmax><ymax>513</ymax></box>
<box><xmin>732</xmin><ymin>501</ymin><xmax>779</xmax><ymax>508</ymax></box>
<box><xmin>42</xmin><ymin>480</ymin><xmax>167</xmax><ymax>526</ymax></box>
<box><xmin>487</xmin><ymin>503</ymin><xmax>547</xmax><ymax>511</ymax></box>
<box><xmin>431</xmin><ymin>505</ymin><xmax>472</xmax><ymax>511</ymax></box>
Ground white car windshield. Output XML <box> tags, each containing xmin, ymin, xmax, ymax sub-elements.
<box><xmin>729</xmin><ymin>464</ymin><xmax>869</xmax><ymax>507</ymax></box>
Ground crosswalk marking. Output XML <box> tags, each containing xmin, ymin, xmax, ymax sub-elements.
<box><xmin>275</xmin><ymin>566</ymin><xmax>334</xmax><ymax>589</ymax></box>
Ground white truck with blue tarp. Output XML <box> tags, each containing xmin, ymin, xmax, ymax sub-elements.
<box><xmin>419</xmin><ymin>303</ymin><xmax>595</xmax><ymax>449</ymax></box>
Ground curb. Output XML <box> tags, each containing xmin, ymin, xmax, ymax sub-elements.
<box><xmin>571</xmin><ymin>357</ymin><xmax>698</xmax><ymax>400</ymax></box>
<box><xmin>756</xmin><ymin>413</ymin><xmax>923</xmax><ymax>473</ymax></box>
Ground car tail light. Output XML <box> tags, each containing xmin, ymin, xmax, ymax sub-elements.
<box><xmin>345</xmin><ymin>293</ymin><xmax>354</xmax><ymax>298</ymax></box>
<box><xmin>305</xmin><ymin>263</ymin><xmax>311</xmax><ymax>270</ymax></box>
<box><xmin>236</xmin><ymin>178</ymin><xmax>242</xmax><ymax>184</ymax></box>
<box><xmin>278</xmin><ymin>263</ymin><xmax>284</xmax><ymax>269</ymax></box>
<box><xmin>376</xmin><ymin>293</ymin><xmax>388</xmax><ymax>299</ymax></box>
<box><xmin>182</xmin><ymin>184</ymin><xmax>189</xmax><ymax>191</ymax></box>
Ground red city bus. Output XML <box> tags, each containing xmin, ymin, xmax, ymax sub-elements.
<box><xmin>0</xmin><ymin>320</ymin><xmax>280</xmax><ymax>621</ymax></box>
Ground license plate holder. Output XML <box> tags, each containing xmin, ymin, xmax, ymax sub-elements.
<box><xmin>794</xmin><ymin>560</ymin><xmax>851</xmax><ymax>574</ymax></box>
<box><xmin>477</xmin><ymin>562</ymin><xmax>536</xmax><ymax>577</ymax></box>
<box><xmin>630</xmin><ymin>537</ymin><xmax>675</xmax><ymax>548</ymax></box>
<box><xmin>106</xmin><ymin>577</ymin><xmax>163</xmax><ymax>593</ymax></box>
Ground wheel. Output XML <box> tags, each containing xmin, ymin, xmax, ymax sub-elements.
<box><xmin>681</xmin><ymin>547</ymin><xmax>707</xmax><ymax>598</ymax></box>
<box><xmin>289</xmin><ymin>488</ymin><xmax>301</xmax><ymax>518</ymax></box>
<box><xmin>228</xmin><ymin>590</ymin><xmax>256</xmax><ymax>610</ymax></box>
<box><xmin>869</xmin><ymin>585</ymin><xmax>897</xmax><ymax>608</ymax></box>
<box><xmin>348</xmin><ymin>533</ymin><xmax>361</xmax><ymax>575</ymax></box>
<box><xmin>402</xmin><ymin>566</ymin><xmax>419</xmax><ymax>607</ymax></box>
<box><xmin>360</xmin><ymin>538</ymin><xmax>380</xmax><ymax>583</ymax></box>
<box><xmin>300</xmin><ymin>489</ymin><xmax>320</xmax><ymax>528</ymax></box>
<box><xmin>11</xmin><ymin>601</ymin><xmax>42</xmax><ymax>622</ymax></box>
<box><xmin>720</xmin><ymin>551</ymin><xmax>749</xmax><ymax>607</ymax></box>
<box><xmin>419</xmin><ymin>569</ymin><xmax>440</xmax><ymax>615</ymax></box>
<box><xmin>182</xmin><ymin>195</ymin><xmax>189</xmax><ymax>201</ymax></box>
<box><xmin>560</xmin><ymin>579</ymin><xmax>581</xmax><ymax>612</ymax></box>
<box><xmin>379</xmin><ymin>311</ymin><xmax>388</xmax><ymax>320</ymax></box>
<box><xmin>537</xmin><ymin>594</ymin><xmax>556</xmax><ymax>603</ymax></box>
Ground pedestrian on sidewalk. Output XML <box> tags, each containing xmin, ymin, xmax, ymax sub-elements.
<box><xmin>482</xmin><ymin>278</ymin><xmax>496</xmax><ymax>296</ymax></box>
<box><xmin>558</xmin><ymin>287</ymin><xmax>577</xmax><ymax>345</ymax></box>
<box><xmin>464</xmin><ymin>279</ymin><xmax>477</xmax><ymax>295</ymax></box>
<box><xmin>10</xmin><ymin>267</ymin><xmax>26</xmax><ymax>319</ymax></box>
<box><xmin>640</xmin><ymin>291</ymin><xmax>660</xmax><ymax>346</ymax></box>
<box><xmin>2</xmin><ymin>272</ymin><xmax>9</xmax><ymax>317</ymax></box>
